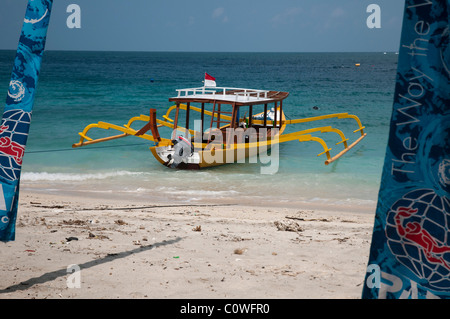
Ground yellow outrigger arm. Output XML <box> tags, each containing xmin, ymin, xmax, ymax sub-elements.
<box><xmin>277</xmin><ymin>113</ymin><xmax>367</xmax><ymax>165</ymax></box>
<box><xmin>163</xmin><ymin>107</ymin><xmax>366</xmax><ymax>165</ymax></box>
<box><xmin>72</xmin><ymin>104</ymin><xmax>224</xmax><ymax>149</ymax></box>
<box><xmin>279</xmin><ymin>127</ymin><xmax>367</xmax><ymax>165</ymax></box>
<box><xmin>73</xmin><ymin>103</ymin><xmax>366</xmax><ymax>166</ymax></box>
<box><xmin>72</xmin><ymin>110</ymin><xmax>182</xmax><ymax>148</ymax></box>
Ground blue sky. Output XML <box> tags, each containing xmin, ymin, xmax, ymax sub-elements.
<box><xmin>0</xmin><ymin>0</ymin><xmax>405</xmax><ymax>52</ymax></box>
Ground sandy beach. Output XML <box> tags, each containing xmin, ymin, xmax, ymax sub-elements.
<box><xmin>0</xmin><ymin>189</ymin><xmax>376</xmax><ymax>299</ymax></box>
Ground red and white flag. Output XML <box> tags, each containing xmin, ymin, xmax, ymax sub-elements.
<box><xmin>204</xmin><ymin>73</ymin><xmax>216</xmax><ymax>87</ymax></box>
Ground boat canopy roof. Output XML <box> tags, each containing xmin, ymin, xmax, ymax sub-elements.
<box><xmin>169</xmin><ymin>86</ymin><xmax>289</xmax><ymax>106</ymax></box>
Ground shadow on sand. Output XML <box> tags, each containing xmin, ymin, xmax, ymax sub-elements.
<box><xmin>0</xmin><ymin>237</ymin><xmax>182</xmax><ymax>295</ymax></box>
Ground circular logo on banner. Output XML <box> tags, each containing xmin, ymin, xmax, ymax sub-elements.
<box><xmin>7</xmin><ymin>80</ymin><xmax>26</xmax><ymax>103</ymax></box>
<box><xmin>439</xmin><ymin>159</ymin><xmax>450</xmax><ymax>190</ymax></box>
<box><xmin>386</xmin><ymin>189</ymin><xmax>450</xmax><ymax>291</ymax></box>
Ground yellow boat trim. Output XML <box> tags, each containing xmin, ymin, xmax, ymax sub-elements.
<box><xmin>72</xmin><ymin>103</ymin><xmax>366</xmax><ymax>166</ymax></box>
<box><xmin>72</xmin><ymin>120</ymin><xmax>172</xmax><ymax>148</ymax></box>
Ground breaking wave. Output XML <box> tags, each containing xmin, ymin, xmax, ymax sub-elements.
<box><xmin>21</xmin><ymin>171</ymin><xmax>143</xmax><ymax>182</ymax></box>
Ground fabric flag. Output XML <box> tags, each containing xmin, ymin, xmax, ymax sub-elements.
<box><xmin>362</xmin><ymin>0</ymin><xmax>449</xmax><ymax>299</ymax></box>
<box><xmin>204</xmin><ymin>73</ymin><xmax>216</xmax><ymax>87</ymax></box>
<box><xmin>0</xmin><ymin>0</ymin><xmax>53</xmax><ymax>242</ymax></box>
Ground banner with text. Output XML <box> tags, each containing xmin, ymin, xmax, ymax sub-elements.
<box><xmin>362</xmin><ymin>0</ymin><xmax>449</xmax><ymax>299</ymax></box>
<box><xmin>0</xmin><ymin>0</ymin><xmax>53</xmax><ymax>242</ymax></box>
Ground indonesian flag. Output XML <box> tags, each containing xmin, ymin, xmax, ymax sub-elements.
<box><xmin>204</xmin><ymin>73</ymin><xmax>216</xmax><ymax>87</ymax></box>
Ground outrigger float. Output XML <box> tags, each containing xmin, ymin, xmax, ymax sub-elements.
<box><xmin>73</xmin><ymin>76</ymin><xmax>367</xmax><ymax>169</ymax></box>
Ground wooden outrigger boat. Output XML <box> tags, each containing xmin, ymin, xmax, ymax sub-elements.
<box><xmin>72</xmin><ymin>78</ymin><xmax>367</xmax><ymax>169</ymax></box>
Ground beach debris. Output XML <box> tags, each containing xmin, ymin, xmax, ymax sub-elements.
<box><xmin>87</xmin><ymin>232</ymin><xmax>109</xmax><ymax>240</ymax></box>
<box><xmin>285</xmin><ymin>214</ymin><xmax>329</xmax><ymax>222</ymax></box>
<box><xmin>133</xmin><ymin>240</ymin><xmax>141</xmax><ymax>245</ymax></box>
<box><xmin>62</xmin><ymin>219</ymin><xmax>87</xmax><ymax>226</ymax></box>
<box><xmin>214</xmin><ymin>234</ymin><xmax>253</xmax><ymax>242</ymax></box>
<box><xmin>192</xmin><ymin>225</ymin><xmax>202</xmax><ymax>232</ymax></box>
<box><xmin>285</xmin><ymin>216</ymin><xmax>305</xmax><ymax>221</ymax></box>
<box><xmin>274</xmin><ymin>220</ymin><xmax>303</xmax><ymax>233</ymax></box>
<box><xmin>341</xmin><ymin>219</ymin><xmax>357</xmax><ymax>223</ymax></box>
<box><xmin>233</xmin><ymin>248</ymin><xmax>246</xmax><ymax>255</ymax></box>
<box><xmin>334</xmin><ymin>237</ymin><xmax>350</xmax><ymax>243</ymax></box>
<box><xmin>65</xmin><ymin>237</ymin><xmax>78</xmax><ymax>242</ymax></box>
<box><xmin>30</xmin><ymin>202</ymin><xmax>66</xmax><ymax>209</ymax></box>
<box><xmin>115</xmin><ymin>219</ymin><xmax>128</xmax><ymax>225</ymax></box>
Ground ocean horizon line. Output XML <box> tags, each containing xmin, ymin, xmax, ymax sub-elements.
<box><xmin>0</xmin><ymin>49</ymin><xmax>399</xmax><ymax>54</ymax></box>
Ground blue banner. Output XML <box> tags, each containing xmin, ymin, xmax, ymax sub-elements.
<box><xmin>362</xmin><ymin>0</ymin><xmax>449</xmax><ymax>299</ymax></box>
<box><xmin>0</xmin><ymin>0</ymin><xmax>53</xmax><ymax>242</ymax></box>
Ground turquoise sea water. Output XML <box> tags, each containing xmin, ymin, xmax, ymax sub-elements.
<box><xmin>0</xmin><ymin>51</ymin><xmax>398</xmax><ymax>210</ymax></box>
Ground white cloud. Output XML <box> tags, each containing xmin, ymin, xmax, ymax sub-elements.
<box><xmin>271</xmin><ymin>7</ymin><xmax>302</xmax><ymax>25</ymax></box>
<box><xmin>331</xmin><ymin>7</ymin><xmax>345</xmax><ymax>18</ymax></box>
<box><xmin>212</xmin><ymin>7</ymin><xmax>228</xmax><ymax>22</ymax></box>
<box><xmin>212</xmin><ymin>7</ymin><xmax>225</xmax><ymax>19</ymax></box>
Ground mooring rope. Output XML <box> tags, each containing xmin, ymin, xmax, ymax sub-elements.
<box><xmin>25</xmin><ymin>142</ymin><xmax>150</xmax><ymax>154</ymax></box>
